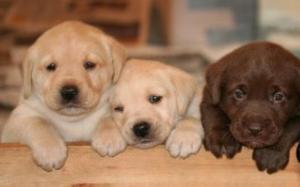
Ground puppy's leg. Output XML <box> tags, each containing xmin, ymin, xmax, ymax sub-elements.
<box><xmin>253</xmin><ymin>116</ymin><xmax>300</xmax><ymax>174</ymax></box>
<box><xmin>2</xmin><ymin>116</ymin><xmax>67</xmax><ymax>171</ymax></box>
<box><xmin>201</xmin><ymin>87</ymin><xmax>242</xmax><ymax>158</ymax></box>
<box><xmin>91</xmin><ymin>117</ymin><xmax>127</xmax><ymax>157</ymax></box>
<box><xmin>166</xmin><ymin>117</ymin><xmax>204</xmax><ymax>158</ymax></box>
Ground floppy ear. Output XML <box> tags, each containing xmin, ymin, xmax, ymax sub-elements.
<box><xmin>167</xmin><ymin>68</ymin><xmax>198</xmax><ymax>116</ymax></box>
<box><xmin>22</xmin><ymin>52</ymin><xmax>33</xmax><ymax>99</ymax></box>
<box><xmin>205</xmin><ymin>60</ymin><xmax>227</xmax><ymax>105</ymax></box>
<box><xmin>104</xmin><ymin>35</ymin><xmax>127</xmax><ymax>83</ymax></box>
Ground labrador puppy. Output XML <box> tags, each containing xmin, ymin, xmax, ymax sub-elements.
<box><xmin>99</xmin><ymin>59</ymin><xmax>204</xmax><ymax>158</ymax></box>
<box><xmin>1</xmin><ymin>21</ymin><xmax>127</xmax><ymax>171</ymax></box>
<box><xmin>201</xmin><ymin>41</ymin><xmax>300</xmax><ymax>173</ymax></box>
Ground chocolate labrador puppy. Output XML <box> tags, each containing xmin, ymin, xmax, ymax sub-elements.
<box><xmin>201</xmin><ymin>41</ymin><xmax>300</xmax><ymax>173</ymax></box>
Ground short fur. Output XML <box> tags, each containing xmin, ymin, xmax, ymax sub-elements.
<box><xmin>201</xmin><ymin>41</ymin><xmax>300</xmax><ymax>173</ymax></box>
<box><xmin>1</xmin><ymin>21</ymin><xmax>127</xmax><ymax>171</ymax></box>
<box><xmin>99</xmin><ymin>59</ymin><xmax>204</xmax><ymax>158</ymax></box>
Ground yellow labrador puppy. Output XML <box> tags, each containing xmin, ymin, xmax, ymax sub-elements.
<box><xmin>102</xmin><ymin>59</ymin><xmax>204</xmax><ymax>158</ymax></box>
<box><xmin>1</xmin><ymin>21</ymin><xmax>127</xmax><ymax>171</ymax></box>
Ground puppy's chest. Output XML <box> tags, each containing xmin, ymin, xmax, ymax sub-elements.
<box><xmin>55</xmin><ymin>119</ymin><xmax>98</xmax><ymax>142</ymax></box>
<box><xmin>50</xmin><ymin>111</ymin><xmax>105</xmax><ymax>142</ymax></box>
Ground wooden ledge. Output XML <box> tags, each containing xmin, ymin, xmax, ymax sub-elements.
<box><xmin>0</xmin><ymin>144</ymin><xmax>299</xmax><ymax>187</ymax></box>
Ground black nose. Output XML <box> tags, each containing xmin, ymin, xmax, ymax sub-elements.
<box><xmin>60</xmin><ymin>85</ymin><xmax>79</xmax><ymax>102</ymax></box>
<box><xmin>247</xmin><ymin>123</ymin><xmax>263</xmax><ymax>136</ymax></box>
<box><xmin>133</xmin><ymin>122</ymin><xmax>150</xmax><ymax>138</ymax></box>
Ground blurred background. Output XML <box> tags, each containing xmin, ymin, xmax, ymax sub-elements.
<box><xmin>1</xmin><ymin>0</ymin><xmax>300</xmax><ymax>125</ymax></box>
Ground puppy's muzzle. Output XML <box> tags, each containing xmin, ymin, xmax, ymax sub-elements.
<box><xmin>60</xmin><ymin>85</ymin><xmax>79</xmax><ymax>103</ymax></box>
<box><xmin>243</xmin><ymin>119</ymin><xmax>272</xmax><ymax>137</ymax></box>
<box><xmin>232</xmin><ymin>114</ymin><xmax>279</xmax><ymax>148</ymax></box>
<box><xmin>133</xmin><ymin>121</ymin><xmax>151</xmax><ymax>138</ymax></box>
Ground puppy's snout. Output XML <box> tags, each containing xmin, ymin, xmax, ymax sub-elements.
<box><xmin>242</xmin><ymin>117</ymin><xmax>273</xmax><ymax>136</ymax></box>
<box><xmin>133</xmin><ymin>121</ymin><xmax>151</xmax><ymax>138</ymax></box>
<box><xmin>247</xmin><ymin>123</ymin><xmax>262</xmax><ymax>136</ymax></box>
<box><xmin>60</xmin><ymin>85</ymin><xmax>79</xmax><ymax>102</ymax></box>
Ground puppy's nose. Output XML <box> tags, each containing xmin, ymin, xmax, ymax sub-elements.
<box><xmin>247</xmin><ymin>123</ymin><xmax>262</xmax><ymax>136</ymax></box>
<box><xmin>133</xmin><ymin>122</ymin><xmax>150</xmax><ymax>138</ymax></box>
<box><xmin>60</xmin><ymin>85</ymin><xmax>79</xmax><ymax>102</ymax></box>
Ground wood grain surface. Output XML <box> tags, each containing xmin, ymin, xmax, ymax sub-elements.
<box><xmin>0</xmin><ymin>144</ymin><xmax>299</xmax><ymax>187</ymax></box>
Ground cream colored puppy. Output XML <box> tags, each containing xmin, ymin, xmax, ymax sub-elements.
<box><xmin>105</xmin><ymin>59</ymin><xmax>204</xmax><ymax>158</ymax></box>
<box><xmin>1</xmin><ymin>21</ymin><xmax>127</xmax><ymax>171</ymax></box>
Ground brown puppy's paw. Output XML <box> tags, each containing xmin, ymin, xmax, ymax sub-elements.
<box><xmin>253</xmin><ymin>147</ymin><xmax>289</xmax><ymax>174</ymax></box>
<box><xmin>32</xmin><ymin>139</ymin><xmax>67</xmax><ymax>172</ymax></box>
<box><xmin>92</xmin><ymin>127</ymin><xmax>127</xmax><ymax>157</ymax></box>
<box><xmin>204</xmin><ymin>130</ymin><xmax>242</xmax><ymax>158</ymax></box>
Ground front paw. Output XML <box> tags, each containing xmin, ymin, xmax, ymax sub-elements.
<box><xmin>253</xmin><ymin>147</ymin><xmax>289</xmax><ymax>174</ymax></box>
<box><xmin>32</xmin><ymin>139</ymin><xmax>67</xmax><ymax>172</ymax></box>
<box><xmin>204</xmin><ymin>130</ymin><xmax>242</xmax><ymax>158</ymax></box>
<box><xmin>92</xmin><ymin>128</ymin><xmax>127</xmax><ymax>157</ymax></box>
<box><xmin>166</xmin><ymin>129</ymin><xmax>203</xmax><ymax>158</ymax></box>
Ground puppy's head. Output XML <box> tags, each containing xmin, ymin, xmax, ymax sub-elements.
<box><xmin>206</xmin><ymin>42</ymin><xmax>300</xmax><ymax>148</ymax></box>
<box><xmin>110</xmin><ymin>59</ymin><xmax>197</xmax><ymax>148</ymax></box>
<box><xmin>23</xmin><ymin>21</ymin><xmax>126</xmax><ymax>116</ymax></box>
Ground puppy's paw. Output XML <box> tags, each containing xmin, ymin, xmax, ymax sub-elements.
<box><xmin>92</xmin><ymin>128</ymin><xmax>127</xmax><ymax>157</ymax></box>
<box><xmin>204</xmin><ymin>130</ymin><xmax>242</xmax><ymax>159</ymax></box>
<box><xmin>32</xmin><ymin>139</ymin><xmax>67</xmax><ymax>172</ymax></box>
<box><xmin>253</xmin><ymin>147</ymin><xmax>289</xmax><ymax>174</ymax></box>
<box><xmin>166</xmin><ymin>129</ymin><xmax>202</xmax><ymax>158</ymax></box>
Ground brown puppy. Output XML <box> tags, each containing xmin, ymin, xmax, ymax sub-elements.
<box><xmin>201</xmin><ymin>41</ymin><xmax>300</xmax><ymax>173</ymax></box>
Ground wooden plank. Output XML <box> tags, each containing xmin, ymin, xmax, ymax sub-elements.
<box><xmin>0</xmin><ymin>144</ymin><xmax>299</xmax><ymax>187</ymax></box>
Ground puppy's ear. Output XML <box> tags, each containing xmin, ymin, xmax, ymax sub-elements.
<box><xmin>104</xmin><ymin>36</ymin><xmax>127</xmax><ymax>83</ymax></box>
<box><xmin>205</xmin><ymin>60</ymin><xmax>227</xmax><ymax>105</ymax></box>
<box><xmin>167</xmin><ymin>68</ymin><xmax>198</xmax><ymax>116</ymax></box>
<box><xmin>22</xmin><ymin>52</ymin><xmax>33</xmax><ymax>99</ymax></box>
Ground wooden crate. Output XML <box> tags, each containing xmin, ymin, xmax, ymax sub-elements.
<box><xmin>0</xmin><ymin>144</ymin><xmax>299</xmax><ymax>187</ymax></box>
<box><xmin>4</xmin><ymin>0</ymin><xmax>151</xmax><ymax>45</ymax></box>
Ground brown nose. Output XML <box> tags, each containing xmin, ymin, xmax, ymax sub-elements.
<box><xmin>60</xmin><ymin>85</ymin><xmax>79</xmax><ymax>102</ymax></box>
<box><xmin>247</xmin><ymin>123</ymin><xmax>263</xmax><ymax>136</ymax></box>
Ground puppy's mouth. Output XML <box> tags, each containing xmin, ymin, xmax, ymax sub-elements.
<box><xmin>140</xmin><ymin>138</ymin><xmax>152</xmax><ymax>144</ymax></box>
<box><xmin>64</xmin><ymin>103</ymin><xmax>82</xmax><ymax>108</ymax></box>
<box><xmin>57</xmin><ymin>104</ymin><xmax>88</xmax><ymax>116</ymax></box>
<box><xmin>133</xmin><ymin>134</ymin><xmax>162</xmax><ymax>149</ymax></box>
<box><xmin>133</xmin><ymin>138</ymin><xmax>161</xmax><ymax>149</ymax></box>
<box><xmin>231</xmin><ymin>127</ymin><xmax>281</xmax><ymax>148</ymax></box>
<box><xmin>243</xmin><ymin>134</ymin><xmax>281</xmax><ymax>148</ymax></box>
<box><xmin>243</xmin><ymin>140</ymin><xmax>268</xmax><ymax>149</ymax></box>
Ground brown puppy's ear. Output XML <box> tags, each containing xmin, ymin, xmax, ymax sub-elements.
<box><xmin>167</xmin><ymin>68</ymin><xmax>198</xmax><ymax>116</ymax></box>
<box><xmin>104</xmin><ymin>35</ymin><xmax>127</xmax><ymax>83</ymax></box>
<box><xmin>205</xmin><ymin>60</ymin><xmax>227</xmax><ymax>105</ymax></box>
<box><xmin>22</xmin><ymin>53</ymin><xmax>33</xmax><ymax>99</ymax></box>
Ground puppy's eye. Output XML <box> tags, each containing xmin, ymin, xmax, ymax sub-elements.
<box><xmin>149</xmin><ymin>95</ymin><xmax>162</xmax><ymax>104</ymax></box>
<box><xmin>84</xmin><ymin>61</ymin><xmax>96</xmax><ymax>70</ymax></box>
<box><xmin>46</xmin><ymin>63</ymin><xmax>56</xmax><ymax>72</ymax></box>
<box><xmin>233</xmin><ymin>88</ymin><xmax>246</xmax><ymax>100</ymax></box>
<box><xmin>272</xmin><ymin>91</ymin><xmax>285</xmax><ymax>103</ymax></box>
<box><xmin>114</xmin><ymin>106</ymin><xmax>124</xmax><ymax>112</ymax></box>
